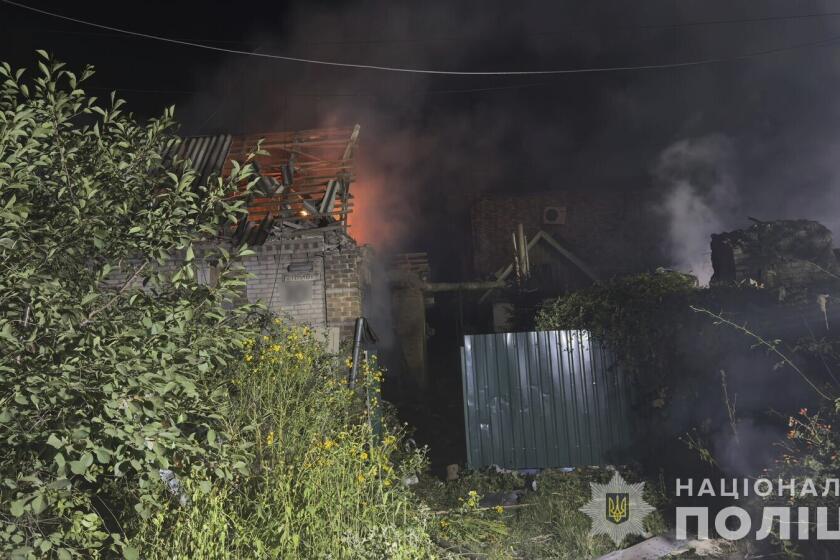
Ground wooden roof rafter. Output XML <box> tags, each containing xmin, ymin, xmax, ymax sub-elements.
<box><xmin>221</xmin><ymin>124</ymin><xmax>361</xmax><ymax>245</ymax></box>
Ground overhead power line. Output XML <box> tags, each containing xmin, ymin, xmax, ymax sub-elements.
<box><xmin>9</xmin><ymin>9</ymin><xmax>840</xmax><ymax>46</ymax></box>
<box><xmin>4</xmin><ymin>0</ymin><xmax>840</xmax><ymax>76</ymax></box>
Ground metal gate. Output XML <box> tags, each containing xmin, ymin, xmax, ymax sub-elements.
<box><xmin>461</xmin><ymin>330</ymin><xmax>634</xmax><ymax>469</ymax></box>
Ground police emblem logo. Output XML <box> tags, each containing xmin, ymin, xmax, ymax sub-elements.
<box><xmin>580</xmin><ymin>472</ymin><xmax>655</xmax><ymax>545</ymax></box>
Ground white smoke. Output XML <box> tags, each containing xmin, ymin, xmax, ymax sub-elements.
<box><xmin>654</xmin><ymin>134</ymin><xmax>740</xmax><ymax>285</ymax></box>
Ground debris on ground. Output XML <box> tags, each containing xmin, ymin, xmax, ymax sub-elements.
<box><xmin>596</xmin><ymin>534</ymin><xmax>736</xmax><ymax>560</ymax></box>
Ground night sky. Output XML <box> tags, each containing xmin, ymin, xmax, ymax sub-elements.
<box><xmin>3</xmin><ymin>1</ymin><xmax>840</xmax><ymax>281</ymax></box>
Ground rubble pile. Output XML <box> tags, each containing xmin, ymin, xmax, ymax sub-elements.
<box><xmin>710</xmin><ymin>219</ymin><xmax>840</xmax><ymax>288</ymax></box>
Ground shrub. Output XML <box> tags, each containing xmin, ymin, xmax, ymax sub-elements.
<box><xmin>536</xmin><ymin>271</ymin><xmax>696</xmax><ymax>370</ymax></box>
<box><xmin>415</xmin><ymin>467</ymin><xmax>667</xmax><ymax>559</ymax></box>
<box><xmin>0</xmin><ymin>53</ymin><xmax>261</xmax><ymax>558</ymax></box>
<box><xmin>133</xmin><ymin>324</ymin><xmax>439</xmax><ymax>559</ymax></box>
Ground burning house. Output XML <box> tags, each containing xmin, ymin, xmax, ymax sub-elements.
<box><xmin>148</xmin><ymin>125</ymin><xmax>371</xmax><ymax>345</ymax></box>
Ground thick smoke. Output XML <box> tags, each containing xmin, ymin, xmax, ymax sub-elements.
<box><xmin>653</xmin><ymin>135</ymin><xmax>739</xmax><ymax>284</ymax></box>
<box><xmin>170</xmin><ymin>0</ymin><xmax>840</xmax><ymax>276</ymax></box>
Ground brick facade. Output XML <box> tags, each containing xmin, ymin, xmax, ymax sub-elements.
<box><xmin>109</xmin><ymin>233</ymin><xmax>367</xmax><ymax>341</ymax></box>
<box><xmin>324</xmin><ymin>246</ymin><xmax>366</xmax><ymax>339</ymax></box>
<box><xmin>470</xmin><ymin>190</ymin><xmax>656</xmax><ymax>279</ymax></box>
<box><xmin>240</xmin><ymin>236</ymin><xmax>327</xmax><ymax>326</ymax></box>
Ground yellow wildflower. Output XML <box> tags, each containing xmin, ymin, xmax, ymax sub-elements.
<box><xmin>356</xmin><ymin>473</ymin><xmax>366</xmax><ymax>484</ymax></box>
<box><xmin>359</xmin><ymin>451</ymin><xmax>369</xmax><ymax>461</ymax></box>
<box><xmin>495</xmin><ymin>505</ymin><xmax>504</xmax><ymax>514</ymax></box>
<box><xmin>244</xmin><ymin>354</ymin><xmax>253</xmax><ymax>362</ymax></box>
<box><xmin>383</xmin><ymin>479</ymin><xmax>392</xmax><ymax>487</ymax></box>
<box><xmin>271</xmin><ymin>344</ymin><xmax>282</xmax><ymax>353</ymax></box>
<box><xmin>266</xmin><ymin>431</ymin><xmax>275</xmax><ymax>446</ymax></box>
<box><xmin>323</xmin><ymin>439</ymin><xmax>336</xmax><ymax>450</ymax></box>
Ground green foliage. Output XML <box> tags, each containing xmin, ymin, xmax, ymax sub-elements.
<box><xmin>536</xmin><ymin>271</ymin><xmax>697</xmax><ymax>386</ymax></box>
<box><xmin>688</xmin><ymin>306</ymin><xmax>840</xmax><ymax>557</ymax></box>
<box><xmin>0</xmin><ymin>53</ymin><xmax>262</xmax><ymax>557</ymax></box>
<box><xmin>757</xmin><ymin>407</ymin><xmax>840</xmax><ymax>558</ymax></box>
<box><xmin>133</xmin><ymin>324</ymin><xmax>439</xmax><ymax>559</ymax></box>
<box><xmin>416</xmin><ymin>467</ymin><xmax>667</xmax><ymax>559</ymax></box>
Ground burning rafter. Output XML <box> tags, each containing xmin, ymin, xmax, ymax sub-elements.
<box><xmin>168</xmin><ymin>125</ymin><xmax>361</xmax><ymax>245</ymax></box>
<box><xmin>224</xmin><ymin>126</ymin><xmax>359</xmax><ymax>235</ymax></box>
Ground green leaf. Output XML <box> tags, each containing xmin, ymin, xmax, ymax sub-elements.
<box><xmin>95</xmin><ymin>447</ymin><xmax>112</xmax><ymax>464</ymax></box>
<box><xmin>30</xmin><ymin>495</ymin><xmax>46</xmax><ymax>515</ymax></box>
<box><xmin>69</xmin><ymin>452</ymin><xmax>93</xmax><ymax>475</ymax></box>
<box><xmin>46</xmin><ymin>433</ymin><xmax>63</xmax><ymax>448</ymax></box>
<box><xmin>9</xmin><ymin>499</ymin><xmax>25</xmax><ymax>517</ymax></box>
<box><xmin>123</xmin><ymin>545</ymin><xmax>140</xmax><ymax>560</ymax></box>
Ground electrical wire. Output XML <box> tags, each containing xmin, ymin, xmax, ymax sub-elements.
<box><xmin>10</xmin><ymin>9</ymin><xmax>840</xmax><ymax>45</ymax></box>
<box><xmin>5</xmin><ymin>0</ymin><xmax>840</xmax><ymax>76</ymax></box>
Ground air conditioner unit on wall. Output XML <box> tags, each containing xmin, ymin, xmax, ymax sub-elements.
<box><xmin>543</xmin><ymin>206</ymin><xmax>567</xmax><ymax>225</ymax></box>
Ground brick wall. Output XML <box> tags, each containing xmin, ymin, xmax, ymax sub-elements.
<box><xmin>241</xmin><ymin>236</ymin><xmax>327</xmax><ymax>327</ymax></box>
<box><xmin>107</xmin><ymin>233</ymin><xmax>367</xmax><ymax>340</ymax></box>
<box><xmin>324</xmin><ymin>245</ymin><xmax>365</xmax><ymax>339</ymax></box>
<box><xmin>470</xmin><ymin>190</ymin><xmax>655</xmax><ymax>279</ymax></box>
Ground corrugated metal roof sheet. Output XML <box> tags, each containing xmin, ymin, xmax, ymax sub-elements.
<box><xmin>164</xmin><ymin>134</ymin><xmax>232</xmax><ymax>188</ymax></box>
<box><xmin>461</xmin><ymin>329</ymin><xmax>634</xmax><ymax>469</ymax></box>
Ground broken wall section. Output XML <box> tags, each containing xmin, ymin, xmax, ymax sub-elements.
<box><xmin>711</xmin><ymin>219</ymin><xmax>840</xmax><ymax>291</ymax></box>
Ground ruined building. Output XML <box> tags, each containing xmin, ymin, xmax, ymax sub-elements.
<box><xmin>132</xmin><ymin>126</ymin><xmax>371</xmax><ymax>344</ymax></box>
<box><xmin>711</xmin><ymin>219</ymin><xmax>840</xmax><ymax>291</ymax></box>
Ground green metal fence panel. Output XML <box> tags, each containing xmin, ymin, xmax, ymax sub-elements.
<box><xmin>461</xmin><ymin>330</ymin><xmax>634</xmax><ymax>469</ymax></box>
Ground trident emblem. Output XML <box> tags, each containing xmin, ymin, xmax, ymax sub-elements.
<box><xmin>606</xmin><ymin>493</ymin><xmax>629</xmax><ymax>524</ymax></box>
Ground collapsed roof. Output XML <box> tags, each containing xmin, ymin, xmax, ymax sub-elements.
<box><xmin>166</xmin><ymin>125</ymin><xmax>360</xmax><ymax>245</ymax></box>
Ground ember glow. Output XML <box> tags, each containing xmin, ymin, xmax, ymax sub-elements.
<box><xmin>346</xmin><ymin>175</ymin><xmax>408</xmax><ymax>250</ymax></box>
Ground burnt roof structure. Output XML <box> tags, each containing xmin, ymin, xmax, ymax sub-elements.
<box><xmin>166</xmin><ymin>125</ymin><xmax>360</xmax><ymax>246</ymax></box>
